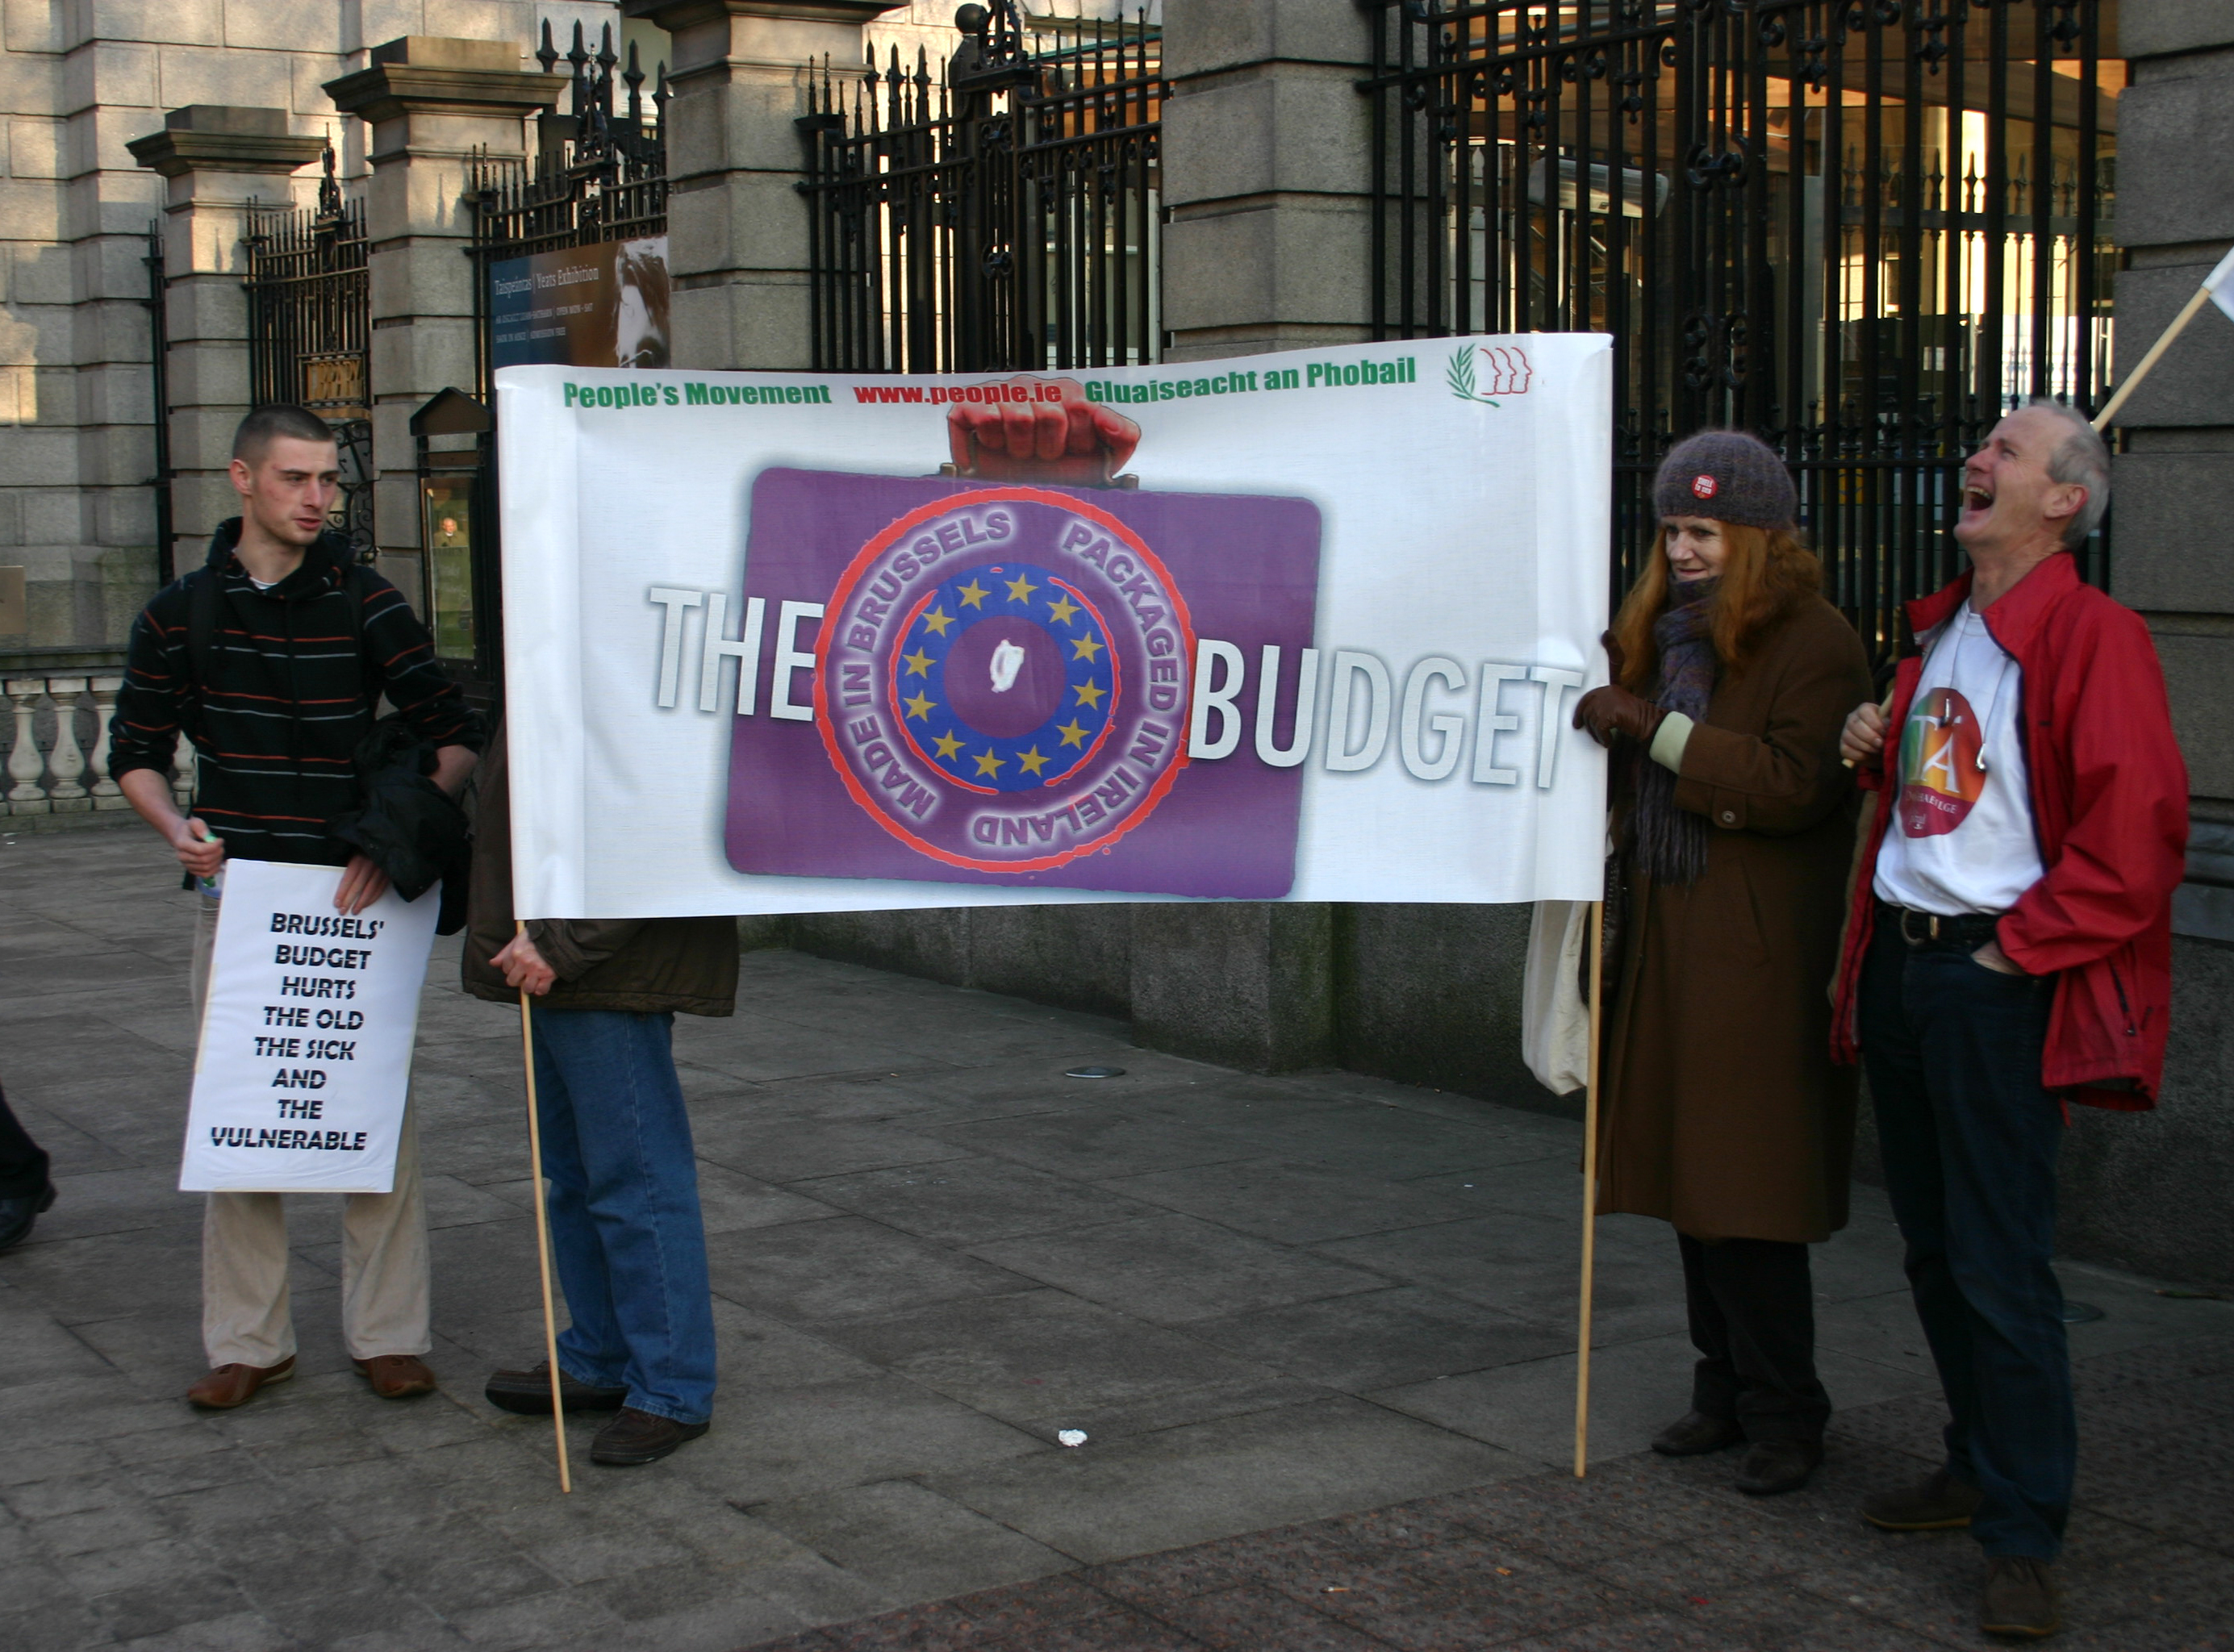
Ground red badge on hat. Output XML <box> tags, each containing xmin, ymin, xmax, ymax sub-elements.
<box><xmin>1692</xmin><ymin>473</ymin><xmax>1718</xmax><ymax>500</ymax></box>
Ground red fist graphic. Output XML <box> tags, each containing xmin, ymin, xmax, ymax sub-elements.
<box><xmin>947</xmin><ymin>375</ymin><xmax>1142</xmax><ymax>487</ymax></box>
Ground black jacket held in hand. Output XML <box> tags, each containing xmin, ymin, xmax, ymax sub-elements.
<box><xmin>328</xmin><ymin>715</ymin><xmax>473</xmax><ymax>932</ymax></box>
<box><xmin>108</xmin><ymin>519</ymin><xmax>482</xmax><ymax>868</ymax></box>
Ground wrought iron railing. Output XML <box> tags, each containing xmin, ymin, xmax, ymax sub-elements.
<box><xmin>243</xmin><ymin>148</ymin><xmax>374</xmax><ymax>561</ymax></box>
<box><xmin>1359</xmin><ymin>0</ymin><xmax>2117</xmax><ymax>661</ymax></box>
<box><xmin>141</xmin><ymin>220</ymin><xmax>175</xmax><ymax>583</ymax></box>
<box><xmin>800</xmin><ymin>2</ymin><xmax>1163</xmax><ymax>374</ymax></box>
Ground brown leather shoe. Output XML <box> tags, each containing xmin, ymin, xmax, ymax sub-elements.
<box><xmin>352</xmin><ymin>1354</ymin><xmax>437</xmax><ymax>1399</ymax></box>
<box><xmin>186</xmin><ymin>1356</ymin><xmax>295</xmax><ymax>1409</ymax></box>
<box><xmin>1862</xmin><ymin>1464</ymin><xmax>1985</xmax><ymax>1532</ymax></box>
<box><xmin>1981</xmin><ymin>1555</ymin><xmax>2060</xmax><ymax>1638</ymax></box>
<box><xmin>590</xmin><ymin>1407</ymin><xmax>709</xmax><ymax>1466</ymax></box>
<box><xmin>1651</xmin><ymin>1410</ymin><xmax>1745</xmax><ymax>1457</ymax></box>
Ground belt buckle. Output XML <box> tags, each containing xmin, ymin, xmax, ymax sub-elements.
<box><xmin>1898</xmin><ymin>908</ymin><xmax>1942</xmax><ymax>947</ymax></box>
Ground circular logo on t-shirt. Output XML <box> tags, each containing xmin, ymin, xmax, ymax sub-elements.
<box><xmin>814</xmin><ymin>488</ymin><xmax>1194</xmax><ymax>873</ymax></box>
<box><xmin>1896</xmin><ymin>686</ymin><xmax>1988</xmax><ymax>837</ymax></box>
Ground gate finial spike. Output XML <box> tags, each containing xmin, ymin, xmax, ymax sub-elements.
<box><xmin>536</xmin><ymin>19</ymin><xmax>557</xmax><ymax>75</ymax></box>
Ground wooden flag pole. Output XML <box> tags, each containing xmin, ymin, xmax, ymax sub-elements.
<box><xmin>514</xmin><ymin>920</ymin><xmax>572</xmax><ymax>1495</ymax></box>
<box><xmin>2090</xmin><ymin>280</ymin><xmax>2220</xmax><ymax>433</ymax></box>
<box><xmin>1574</xmin><ymin>897</ymin><xmax>1606</xmax><ymax>1479</ymax></box>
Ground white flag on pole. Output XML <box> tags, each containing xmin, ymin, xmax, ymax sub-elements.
<box><xmin>2207</xmin><ymin>244</ymin><xmax>2234</xmax><ymax>326</ymax></box>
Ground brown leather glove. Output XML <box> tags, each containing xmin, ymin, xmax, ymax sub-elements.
<box><xmin>1572</xmin><ymin>632</ymin><xmax>1666</xmax><ymax>749</ymax></box>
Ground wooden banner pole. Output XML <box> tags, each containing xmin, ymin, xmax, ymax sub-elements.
<box><xmin>2090</xmin><ymin>282</ymin><xmax>2219</xmax><ymax>433</ymax></box>
<box><xmin>1574</xmin><ymin>897</ymin><xmax>1606</xmax><ymax>1479</ymax></box>
<box><xmin>514</xmin><ymin>920</ymin><xmax>572</xmax><ymax>1495</ymax></box>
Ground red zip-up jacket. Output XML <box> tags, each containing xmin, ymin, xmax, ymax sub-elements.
<box><xmin>1831</xmin><ymin>553</ymin><xmax>2189</xmax><ymax>1109</ymax></box>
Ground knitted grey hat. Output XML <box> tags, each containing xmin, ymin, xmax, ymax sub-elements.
<box><xmin>1652</xmin><ymin>431</ymin><xmax>1798</xmax><ymax>529</ymax></box>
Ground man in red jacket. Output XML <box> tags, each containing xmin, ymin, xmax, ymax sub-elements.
<box><xmin>1835</xmin><ymin>399</ymin><xmax>2188</xmax><ymax>1640</ymax></box>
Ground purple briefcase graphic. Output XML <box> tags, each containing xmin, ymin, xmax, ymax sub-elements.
<box><xmin>725</xmin><ymin>468</ymin><xmax>1322</xmax><ymax>899</ymax></box>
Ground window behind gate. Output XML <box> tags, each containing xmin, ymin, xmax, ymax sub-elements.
<box><xmin>1359</xmin><ymin>0</ymin><xmax>2118</xmax><ymax>661</ymax></box>
<box><xmin>243</xmin><ymin>148</ymin><xmax>374</xmax><ymax>563</ymax></box>
<box><xmin>800</xmin><ymin>2</ymin><xmax>1163</xmax><ymax>374</ymax></box>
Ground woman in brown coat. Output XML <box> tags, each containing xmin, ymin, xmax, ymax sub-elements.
<box><xmin>1573</xmin><ymin>431</ymin><xmax>1873</xmax><ymax>1496</ymax></box>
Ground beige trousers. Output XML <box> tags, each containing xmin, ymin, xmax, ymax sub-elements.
<box><xmin>192</xmin><ymin>897</ymin><xmax>432</xmax><ymax>1368</ymax></box>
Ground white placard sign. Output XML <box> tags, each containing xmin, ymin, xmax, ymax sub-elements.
<box><xmin>179</xmin><ymin>859</ymin><xmax>441</xmax><ymax>1194</ymax></box>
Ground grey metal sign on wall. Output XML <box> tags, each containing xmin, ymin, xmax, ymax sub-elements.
<box><xmin>1359</xmin><ymin>0</ymin><xmax>2116</xmax><ymax>661</ymax></box>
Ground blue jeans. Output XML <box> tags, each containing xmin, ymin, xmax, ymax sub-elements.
<box><xmin>530</xmin><ymin>1009</ymin><xmax>716</xmax><ymax>1425</ymax></box>
<box><xmin>1858</xmin><ymin>915</ymin><xmax>2072</xmax><ymax>1560</ymax></box>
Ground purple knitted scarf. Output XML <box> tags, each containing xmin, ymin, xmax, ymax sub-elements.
<box><xmin>1629</xmin><ymin>578</ymin><xmax>1719</xmax><ymax>885</ymax></box>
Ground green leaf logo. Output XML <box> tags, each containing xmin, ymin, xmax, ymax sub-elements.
<box><xmin>1447</xmin><ymin>345</ymin><xmax>1499</xmax><ymax>407</ymax></box>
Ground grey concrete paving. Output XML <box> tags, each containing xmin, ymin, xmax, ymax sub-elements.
<box><xmin>2</xmin><ymin>822</ymin><xmax>2231</xmax><ymax>1651</ymax></box>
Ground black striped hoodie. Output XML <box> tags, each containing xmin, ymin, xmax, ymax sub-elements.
<box><xmin>109</xmin><ymin>519</ymin><xmax>482</xmax><ymax>867</ymax></box>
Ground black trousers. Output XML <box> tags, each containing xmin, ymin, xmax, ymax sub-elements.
<box><xmin>0</xmin><ymin>1083</ymin><xmax>49</xmax><ymax>1199</ymax></box>
<box><xmin>1679</xmin><ymin>1232</ymin><xmax>1831</xmax><ymax>1445</ymax></box>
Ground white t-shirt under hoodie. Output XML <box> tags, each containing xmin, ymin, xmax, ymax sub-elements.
<box><xmin>1873</xmin><ymin>600</ymin><xmax>2046</xmax><ymax>916</ymax></box>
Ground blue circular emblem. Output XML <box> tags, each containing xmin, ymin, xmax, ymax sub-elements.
<box><xmin>813</xmin><ymin>486</ymin><xmax>1196</xmax><ymax>874</ymax></box>
<box><xmin>890</xmin><ymin>565</ymin><xmax>1119</xmax><ymax>795</ymax></box>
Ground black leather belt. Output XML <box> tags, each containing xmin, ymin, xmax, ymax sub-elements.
<box><xmin>1877</xmin><ymin>899</ymin><xmax>2003</xmax><ymax>951</ymax></box>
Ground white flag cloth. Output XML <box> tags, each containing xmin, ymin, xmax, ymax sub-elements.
<box><xmin>2207</xmin><ymin>244</ymin><xmax>2234</xmax><ymax>326</ymax></box>
<box><xmin>179</xmin><ymin>860</ymin><xmax>440</xmax><ymax>1194</ymax></box>
<box><xmin>1522</xmin><ymin>898</ymin><xmax>1591</xmax><ymax>1096</ymax></box>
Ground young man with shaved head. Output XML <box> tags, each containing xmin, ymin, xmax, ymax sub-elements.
<box><xmin>1834</xmin><ymin>400</ymin><xmax>2188</xmax><ymax>1639</ymax></box>
<box><xmin>111</xmin><ymin>405</ymin><xmax>482</xmax><ymax>1411</ymax></box>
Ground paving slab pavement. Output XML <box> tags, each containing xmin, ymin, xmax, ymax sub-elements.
<box><xmin>0</xmin><ymin>824</ymin><xmax>2229</xmax><ymax>1650</ymax></box>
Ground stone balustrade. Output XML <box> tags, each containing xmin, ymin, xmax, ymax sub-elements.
<box><xmin>1</xmin><ymin>675</ymin><xmax>191</xmax><ymax>818</ymax></box>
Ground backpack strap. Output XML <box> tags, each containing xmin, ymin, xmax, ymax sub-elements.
<box><xmin>181</xmin><ymin>566</ymin><xmax>225</xmax><ymax>732</ymax></box>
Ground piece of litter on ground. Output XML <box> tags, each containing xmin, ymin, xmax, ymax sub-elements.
<box><xmin>1057</xmin><ymin>1429</ymin><xmax>1088</xmax><ymax>1447</ymax></box>
<box><xmin>1324</xmin><ymin>1587</ymin><xmax>1349</xmax><ymax>1593</ymax></box>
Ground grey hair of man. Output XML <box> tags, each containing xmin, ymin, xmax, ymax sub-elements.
<box><xmin>2021</xmin><ymin>396</ymin><xmax>2110</xmax><ymax>547</ymax></box>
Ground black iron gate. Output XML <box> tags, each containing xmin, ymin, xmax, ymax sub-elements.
<box><xmin>1360</xmin><ymin>0</ymin><xmax>2116</xmax><ymax>659</ymax></box>
<box><xmin>243</xmin><ymin>148</ymin><xmax>374</xmax><ymax>561</ymax></box>
<box><xmin>800</xmin><ymin>2</ymin><xmax>1163</xmax><ymax>374</ymax></box>
<box><xmin>142</xmin><ymin>220</ymin><xmax>176</xmax><ymax>584</ymax></box>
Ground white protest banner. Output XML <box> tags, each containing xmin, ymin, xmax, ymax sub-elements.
<box><xmin>180</xmin><ymin>859</ymin><xmax>441</xmax><ymax>1194</ymax></box>
<box><xmin>497</xmin><ymin>336</ymin><xmax>1612</xmax><ymax>918</ymax></box>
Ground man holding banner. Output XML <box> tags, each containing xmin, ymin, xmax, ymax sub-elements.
<box><xmin>1835</xmin><ymin>401</ymin><xmax>2188</xmax><ymax>1639</ymax></box>
<box><xmin>463</xmin><ymin>726</ymin><xmax>737</xmax><ymax>1466</ymax></box>
<box><xmin>111</xmin><ymin>405</ymin><xmax>482</xmax><ymax>1410</ymax></box>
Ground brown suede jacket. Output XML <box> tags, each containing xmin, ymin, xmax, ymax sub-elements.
<box><xmin>460</xmin><ymin>724</ymin><xmax>738</xmax><ymax>1016</ymax></box>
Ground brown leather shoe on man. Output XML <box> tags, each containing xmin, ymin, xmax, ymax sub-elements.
<box><xmin>486</xmin><ymin>1361</ymin><xmax>628</xmax><ymax>1416</ymax></box>
<box><xmin>590</xmin><ymin>1407</ymin><xmax>708</xmax><ymax>1466</ymax></box>
<box><xmin>352</xmin><ymin>1354</ymin><xmax>437</xmax><ymax>1399</ymax></box>
<box><xmin>1735</xmin><ymin>1437</ymin><xmax>1823</xmax><ymax>1496</ymax></box>
<box><xmin>1981</xmin><ymin>1555</ymin><xmax>2060</xmax><ymax>1638</ymax></box>
<box><xmin>1651</xmin><ymin>1410</ymin><xmax>1745</xmax><ymax>1457</ymax></box>
<box><xmin>186</xmin><ymin>1356</ymin><xmax>295</xmax><ymax>1410</ymax></box>
<box><xmin>1861</xmin><ymin>1465</ymin><xmax>1985</xmax><ymax>1531</ymax></box>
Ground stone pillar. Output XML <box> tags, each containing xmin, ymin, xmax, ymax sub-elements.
<box><xmin>324</xmin><ymin>38</ymin><xmax>560</xmax><ymax>607</ymax></box>
<box><xmin>127</xmin><ymin>108</ymin><xmax>326</xmax><ymax>576</ymax></box>
<box><xmin>1160</xmin><ymin>0</ymin><xmax>1375</xmax><ymax>362</ymax></box>
<box><xmin>2059</xmin><ymin>0</ymin><xmax>2234</xmax><ymax>1289</ymax></box>
<box><xmin>625</xmin><ymin>0</ymin><xmax>908</xmax><ymax>371</ymax></box>
<box><xmin>1105</xmin><ymin>0</ymin><xmax>1380</xmax><ymax>1070</ymax></box>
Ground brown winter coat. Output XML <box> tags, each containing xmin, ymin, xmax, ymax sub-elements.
<box><xmin>461</xmin><ymin>724</ymin><xmax>738</xmax><ymax>1017</ymax></box>
<box><xmin>1596</xmin><ymin>594</ymin><xmax>1873</xmax><ymax>1244</ymax></box>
